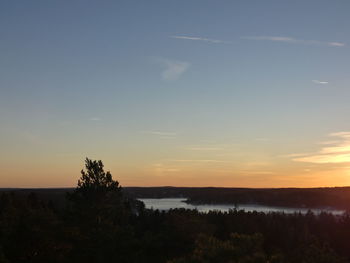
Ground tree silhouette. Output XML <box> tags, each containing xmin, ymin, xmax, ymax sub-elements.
<box><xmin>67</xmin><ymin>158</ymin><xmax>130</xmax><ymax>225</ymax></box>
<box><xmin>75</xmin><ymin>158</ymin><xmax>121</xmax><ymax>199</ymax></box>
<box><xmin>65</xmin><ymin>158</ymin><xmax>138</xmax><ymax>262</ymax></box>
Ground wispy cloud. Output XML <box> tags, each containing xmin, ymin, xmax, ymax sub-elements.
<box><xmin>328</xmin><ymin>42</ymin><xmax>345</xmax><ymax>47</ymax></box>
<box><xmin>89</xmin><ymin>117</ymin><xmax>101</xmax><ymax>121</ymax></box>
<box><xmin>156</xmin><ymin>58</ymin><xmax>190</xmax><ymax>81</ymax></box>
<box><xmin>293</xmin><ymin>132</ymin><xmax>350</xmax><ymax>164</ymax></box>
<box><xmin>312</xmin><ymin>80</ymin><xmax>329</xmax><ymax>85</ymax></box>
<box><xmin>152</xmin><ymin>163</ymin><xmax>180</xmax><ymax>176</ymax></box>
<box><xmin>142</xmin><ymin>131</ymin><xmax>177</xmax><ymax>136</ymax></box>
<box><xmin>141</xmin><ymin>130</ymin><xmax>177</xmax><ymax>139</ymax></box>
<box><xmin>241</xmin><ymin>36</ymin><xmax>345</xmax><ymax>47</ymax></box>
<box><xmin>169</xmin><ymin>159</ymin><xmax>227</xmax><ymax>163</ymax></box>
<box><xmin>242</xmin><ymin>36</ymin><xmax>297</xmax><ymax>43</ymax></box>
<box><xmin>170</xmin><ymin>35</ymin><xmax>229</xmax><ymax>44</ymax></box>
<box><xmin>171</xmin><ymin>35</ymin><xmax>345</xmax><ymax>47</ymax></box>
<box><xmin>239</xmin><ymin>170</ymin><xmax>275</xmax><ymax>175</ymax></box>
<box><xmin>281</xmin><ymin>153</ymin><xmax>312</xmax><ymax>158</ymax></box>
<box><xmin>244</xmin><ymin>161</ymin><xmax>271</xmax><ymax>167</ymax></box>
<box><xmin>318</xmin><ymin>140</ymin><xmax>339</xmax><ymax>145</ymax></box>
<box><xmin>185</xmin><ymin>147</ymin><xmax>223</xmax><ymax>151</ymax></box>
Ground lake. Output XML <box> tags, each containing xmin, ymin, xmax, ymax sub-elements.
<box><xmin>139</xmin><ymin>198</ymin><xmax>345</xmax><ymax>215</ymax></box>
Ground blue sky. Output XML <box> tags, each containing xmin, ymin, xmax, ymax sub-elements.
<box><xmin>1</xmin><ymin>1</ymin><xmax>350</xmax><ymax>187</ymax></box>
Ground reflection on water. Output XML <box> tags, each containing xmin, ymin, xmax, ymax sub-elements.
<box><xmin>139</xmin><ymin>198</ymin><xmax>345</xmax><ymax>215</ymax></box>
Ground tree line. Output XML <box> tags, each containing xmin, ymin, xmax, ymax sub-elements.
<box><xmin>126</xmin><ymin>186</ymin><xmax>350</xmax><ymax>210</ymax></box>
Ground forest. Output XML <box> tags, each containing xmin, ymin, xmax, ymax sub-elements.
<box><xmin>1</xmin><ymin>159</ymin><xmax>350</xmax><ymax>263</ymax></box>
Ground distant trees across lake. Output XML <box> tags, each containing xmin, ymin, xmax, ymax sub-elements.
<box><xmin>126</xmin><ymin>186</ymin><xmax>350</xmax><ymax>210</ymax></box>
<box><xmin>1</xmin><ymin>158</ymin><xmax>350</xmax><ymax>262</ymax></box>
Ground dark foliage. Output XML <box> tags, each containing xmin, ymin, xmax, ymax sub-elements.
<box><xmin>0</xmin><ymin>159</ymin><xmax>350</xmax><ymax>262</ymax></box>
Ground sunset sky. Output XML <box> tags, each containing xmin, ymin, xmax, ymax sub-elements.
<box><xmin>1</xmin><ymin>1</ymin><xmax>350</xmax><ymax>188</ymax></box>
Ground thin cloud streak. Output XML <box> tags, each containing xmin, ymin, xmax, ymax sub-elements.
<box><xmin>241</xmin><ymin>36</ymin><xmax>345</xmax><ymax>47</ymax></box>
<box><xmin>89</xmin><ymin>117</ymin><xmax>101</xmax><ymax>121</ymax></box>
<box><xmin>281</xmin><ymin>153</ymin><xmax>313</xmax><ymax>158</ymax></box>
<box><xmin>255</xmin><ymin>138</ymin><xmax>270</xmax><ymax>142</ymax></box>
<box><xmin>293</xmin><ymin>132</ymin><xmax>350</xmax><ymax>164</ymax></box>
<box><xmin>329</xmin><ymin>42</ymin><xmax>345</xmax><ymax>47</ymax></box>
<box><xmin>170</xmin><ymin>35</ymin><xmax>230</xmax><ymax>44</ymax></box>
<box><xmin>186</xmin><ymin>147</ymin><xmax>224</xmax><ymax>151</ymax></box>
<box><xmin>312</xmin><ymin>80</ymin><xmax>329</xmax><ymax>85</ymax></box>
<box><xmin>142</xmin><ymin>131</ymin><xmax>177</xmax><ymax>137</ymax></box>
<box><xmin>169</xmin><ymin>159</ymin><xmax>228</xmax><ymax>163</ymax></box>
<box><xmin>152</xmin><ymin>163</ymin><xmax>180</xmax><ymax>175</ymax></box>
<box><xmin>330</xmin><ymin>132</ymin><xmax>350</xmax><ymax>138</ymax></box>
<box><xmin>239</xmin><ymin>170</ymin><xmax>275</xmax><ymax>175</ymax></box>
<box><xmin>171</xmin><ymin>35</ymin><xmax>345</xmax><ymax>47</ymax></box>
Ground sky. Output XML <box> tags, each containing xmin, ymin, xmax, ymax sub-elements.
<box><xmin>1</xmin><ymin>1</ymin><xmax>350</xmax><ymax>188</ymax></box>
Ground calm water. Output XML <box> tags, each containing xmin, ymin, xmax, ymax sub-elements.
<box><xmin>139</xmin><ymin>198</ymin><xmax>345</xmax><ymax>215</ymax></box>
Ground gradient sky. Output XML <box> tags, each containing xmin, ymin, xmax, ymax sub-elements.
<box><xmin>1</xmin><ymin>1</ymin><xmax>350</xmax><ymax>188</ymax></box>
